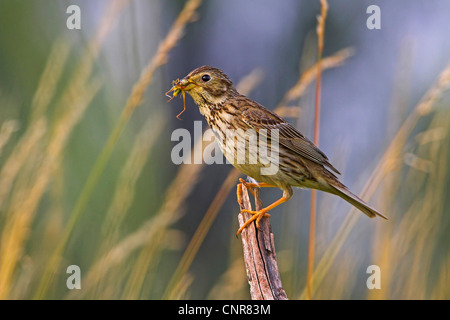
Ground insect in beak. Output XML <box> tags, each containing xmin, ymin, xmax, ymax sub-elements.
<box><xmin>165</xmin><ymin>78</ymin><xmax>187</xmax><ymax>120</ymax></box>
<box><xmin>165</xmin><ymin>79</ymin><xmax>180</xmax><ymax>101</ymax></box>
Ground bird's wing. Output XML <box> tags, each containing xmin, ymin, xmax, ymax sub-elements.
<box><xmin>241</xmin><ymin>105</ymin><xmax>341</xmax><ymax>174</ymax></box>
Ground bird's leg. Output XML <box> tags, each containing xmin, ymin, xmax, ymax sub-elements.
<box><xmin>237</xmin><ymin>187</ymin><xmax>291</xmax><ymax>236</ymax></box>
<box><xmin>237</xmin><ymin>195</ymin><xmax>289</xmax><ymax>236</ymax></box>
<box><xmin>236</xmin><ymin>178</ymin><xmax>275</xmax><ymax>203</ymax></box>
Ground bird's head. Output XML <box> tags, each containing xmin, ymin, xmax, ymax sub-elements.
<box><xmin>166</xmin><ymin>66</ymin><xmax>235</xmax><ymax>117</ymax></box>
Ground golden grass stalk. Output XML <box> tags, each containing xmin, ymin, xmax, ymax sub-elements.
<box><xmin>300</xmin><ymin>61</ymin><xmax>450</xmax><ymax>299</ymax></box>
<box><xmin>313</xmin><ymin>0</ymin><xmax>328</xmax><ymax>146</ymax></box>
<box><xmin>170</xmin><ymin>274</ymin><xmax>194</xmax><ymax>300</ymax></box>
<box><xmin>30</xmin><ymin>40</ymin><xmax>72</xmax><ymax>121</ymax></box>
<box><xmin>306</xmin><ymin>0</ymin><xmax>328</xmax><ymax>300</ymax></box>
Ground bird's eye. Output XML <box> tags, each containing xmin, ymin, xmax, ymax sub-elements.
<box><xmin>202</xmin><ymin>74</ymin><xmax>211</xmax><ymax>82</ymax></box>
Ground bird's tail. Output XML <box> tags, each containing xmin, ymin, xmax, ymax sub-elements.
<box><xmin>329</xmin><ymin>184</ymin><xmax>388</xmax><ymax>220</ymax></box>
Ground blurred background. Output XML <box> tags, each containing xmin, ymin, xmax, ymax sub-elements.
<box><xmin>0</xmin><ymin>0</ymin><xmax>449</xmax><ymax>299</ymax></box>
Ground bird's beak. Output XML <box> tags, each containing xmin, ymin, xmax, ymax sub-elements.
<box><xmin>176</xmin><ymin>78</ymin><xmax>197</xmax><ymax>93</ymax></box>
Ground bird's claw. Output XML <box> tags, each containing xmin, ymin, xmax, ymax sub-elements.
<box><xmin>236</xmin><ymin>209</ymin><xmax>271</xmax><ymax>236</ymax></box>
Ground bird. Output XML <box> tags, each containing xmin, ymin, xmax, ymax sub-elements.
<box><xmin>166</xmin><ymin>66</ymin><xmax>387</xmax><ymax>235</ymax></box>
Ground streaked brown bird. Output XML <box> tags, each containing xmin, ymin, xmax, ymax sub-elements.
<box><xmin>166</xmin><ymin>66</ymin><xmax>387</xmax><ymax>235</ymax></box>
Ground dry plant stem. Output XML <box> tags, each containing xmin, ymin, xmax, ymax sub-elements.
<box><xmin>307</xmin><ymin>0</ymin><xmax>328</xmax><ymax>300</ymax></box>
<box><xmin>306</xmin><ymin>189</ymin><xmax>317</xmax><ymax>300</ymax></box>
<box><xmin>238</xmin><ymin>182</ymin><xmax>288</xmax><ymax>300</ymax></box>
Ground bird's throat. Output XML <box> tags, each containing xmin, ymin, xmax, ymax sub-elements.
<box><xmin>187</xmin><ymin>89</ymin><xmax>228</xmax><ymax>117</ymax></box>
